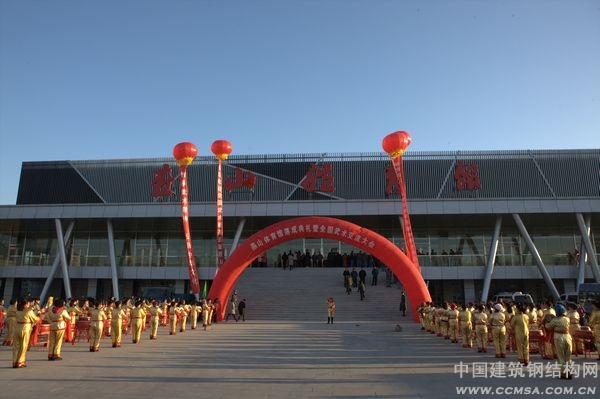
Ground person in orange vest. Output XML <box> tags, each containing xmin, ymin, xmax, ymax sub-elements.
<box><xmin>12</xmin><ymin>298</ymin><xmax>39</xmax><ymax>368</ymax></box>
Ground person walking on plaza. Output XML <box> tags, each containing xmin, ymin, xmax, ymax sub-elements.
<box><xmin>490</xmin><ymin>303</ymin><xmax>507</xmax><ymax>358</ymax></box>
<box><xmin>111</xmin><ymin>301</ymin><xmax>126</xmax><ymax>347</ymax></box>
<box><xmin>351</xmin><ymin>268</ymin><xmax>358</xmax><ymax>288</ymax></box>
<box><xmin>540</xmin><ymin>300</ymin><xmax>556</xmax><ymax>359</ymax></box>
<box><xmin>130</xmin><ymin>300</ymin><xmax>145</xmax><ymax>344</ymax></box>
<box><xmin>46</xmin><ymin>298</ymin><xmax>70</xmax><ymax>361</ymax></box>
<box><xmin>202</xmin><ymin>300</ymin><xmax>211</xmax><ymax>330</ymax></box>
<box><xmin>399</xmin><ymin>292</ymin><xmax>407</xmax><ymax>317</ymax></box>
<box><xmin>545</xmin><ymin>304</ymin><xmax>573</xmax><ymax>379</ymax></box>
<box><xmin>371</xmin><ymin>266</ymin><xmax>379</xmax><ymax>286</ymax></box>
<box><xmin>458</xmin><ymin>303</ymin><xmax>473</xmax><ymax>348</ymax></box>
<box><xmin>179</xmin><ymin>300</ymin><xmax>190</xmax><ymax>332</ymax></box>
<box><xmin>358</xmin><ymin>280</ymin><xmax>366</xmax><ymax>301</ymax></box>
<box><xmin>12</xmin><ymin>298</ymin><xmax>39</xmax><ymax>368</ymax></box>
<box><xmin>473</xmin><ymin>304</ymin><xmax>489</xmax><ymax>353</ymax></box>
<box><xmin>510</xmin><ymin>304</ymin><xmax>530</xmax><ymax>365</ymax></box>
<box><xmin>358</xmin><ymin>267</ymin><xmax>367</xmax><ymax>285</ymax></box>
<box><xmin>326</xmin><ymin>297</ymin><xmax>336</xmax><ymax>324</ymax></box>
<box><xmin>89</xmin><ymin>300</ymin><xmax>106</xmax><ymax>352</ymax></box>
<box><xmin>343</xmin><ymin>268</ymin><xmax>352</xmax><ymax>294</ymax></box>
<box><xmin>226</xmin><ymin>298</ymin><xmax>239</xmax><ymax>322</ymax></box>
<box><xmin>238</xmin><ymin>299</ymin><xmax>246</xmax><ymax>322</ymax></box>
<box><xmin>587</xmin><ymin>301</ymin><xmax>600</xmax><ymax>360</ymax></box>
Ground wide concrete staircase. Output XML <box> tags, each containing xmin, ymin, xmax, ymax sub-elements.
<box><xmin>231</xmin><ymin>267</ymin><xmax>410</xmax><ymax>322</ymax></box>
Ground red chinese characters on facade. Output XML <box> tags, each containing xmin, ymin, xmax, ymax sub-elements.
<box><xmin>151</xmin><ymin>164</ymin><xmax>175</xmax><ymax>198</ymax></box>
<box><xmin>454</xmin><ymin>160</ymin><xmax>481</xmax><ymax>192</ymax></box>
<box><xmin>384</xmin><ymin>165</ymin><xmax>400</xmax><ymax>196</ymax></box>
<box><xmin>224</xmin><ymin>167</ymin><xmax>257</xmax><ymax>192</ymax></box>
<box><xmin>301</xmin><ymin>163</ymin><xmax>335</xmax><ymax>193</ymax></box>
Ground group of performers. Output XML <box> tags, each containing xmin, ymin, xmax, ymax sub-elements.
<box><xmin>418</xmin><ymin>299</ymin><xmax>600</xmax><ymax>379</ymax></box>
<box><xmin>0</xmin><ymin>295</ymin><xmax>223</xmax><ymax>369</ymax></box>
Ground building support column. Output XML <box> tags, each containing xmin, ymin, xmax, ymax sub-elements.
<box><xmin>576</xmin><ymin>213</ymin><xmax>600</xmax><ymax>283</ymax></box>
<box><xmin>512</xmin><ymin>214</ymin><xmax>560</xmax><ymax>300</ymax></box>
<box><xmin>106</xmin><ymin>219</ymin><xmax>120</xmax><ymax>300</ymax></box>
<box><xmin>40</xmin><ymin>221</ymin><xmax>75</xmax><ymax>303</ymax></box>
<box><xmin>577</xmin><ymin>214</ymin><xmax>591</xmax><ymax>287</ymax></box>
<box><xmin>230</xmin><ymin>218</ymin><xmax>246</xmax><ymax>253</ymax></box>
<box><xmin>481</xmin><ymin>216</ymin><xmax>502</xmax><ymax>302</ymax></box>
<box><xmin>54</xmin><ymin>218</ymin><xmax>72</xmax><ymax>299</ymax></box>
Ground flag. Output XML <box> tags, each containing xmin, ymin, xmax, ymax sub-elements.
<box><xmin>201</xmin><ymin>281</ymin><xmax>207</xmax><ymax>299</ymax></box>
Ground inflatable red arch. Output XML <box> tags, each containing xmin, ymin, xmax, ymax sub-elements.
<box><xmin>208</xmin><ymin>216</ymin><xmax>431</xmax><ymax>322</ymax></box>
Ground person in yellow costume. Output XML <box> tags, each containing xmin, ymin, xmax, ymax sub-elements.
<box><xmin>65</xmin><ymin>298</ymin><xmax>82</xmax><ymax>343</ymax></box>
<box><xmin>565</xmin><ymin>302</ymin><xmax>583</xmax><ymax>355</ymax></box>
<box><xmin>202</xmin><ymin>300</ymin><xmax>211</xmax><ymax>330</ymax></box>
<box><xmin>473</xmin><ymin>304</ymin><xmax>488</xmax><ymax>352</ymax></box>
<box><xmin>458</xmin><ymin>303</ymin><xmax>473</xmax><ymax>348</ymax></box>
<box><xmin>539</xmin><ymin>300</ymin><xmax>556</xmax><ymax>359</ymax></box>
<box><xmin>168</xmin><ymin>300</ymin><xmax>180</xmax><ymax>335</ymax></box>
<box><xmin>490</xmin><ymin>303</ymin><xmax>507</xmax><ymax>358</ymax></box>
<box><xmin>510</xmin><ymin>303</ymin><xmax>530</xmax><ymax>365</ymax></box>
<box><xmin>148</xmin><ymin>300</ymin><xmax>163</xmax><ymax>339</ymax></box>
<box><xmin>46</xmin><ymin>298</ymin><xmax>70</xmax><ymax>361</ymax></box>
<box><xmin>545</xmin><ymin>304</ymin><xmax>573</xmax><ymax>379</ymax></box>
<box><xmin>89</xmin><ymin>300</ymin><xmax>106</xmax><ymax>352</ymax></box>
<box><xmin>3</xmin><ymin>298</ymin><xmax>17</xmax><ymax>346</ymax></box>
<box><xmin>587</xmin><ymin>301</ymin><xmax>600</xmax><ymax>360</ymax></box>
<box><xmin>12</xmin><ymin>298</ymin><xmax>39</xmax><ymax>368</ymax></box>
<box><xmin>111</xmin><ymin>301</ymin><xmax>126</xmax><ymax>347</ymax></box>
<box><xmin>179</xmin><ymin>300</ymin><xmax>190</xmax><ymax>332</ymax></box>
<box><xmin>190</xmin><ymin>300</ymin><xmax>199</xmax><ymax>330</ymax></box>
<box><xmin>446</xmin><ymin>303</ymin><xmax>459</xmax><ymax>343</ymax></box>
<box><xmin>130</xmin><ymin>299</ymin><xmax>146</xmax><ymax>344</ymax></box>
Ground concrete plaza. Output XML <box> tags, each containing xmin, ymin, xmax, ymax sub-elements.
<box><xmin>1</xmin><ymin>318</ymin><xmax>598</xmax><ymax>399</ymax></box>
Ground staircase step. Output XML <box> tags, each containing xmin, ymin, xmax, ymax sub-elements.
<box><xmin>230</xmin><ymin>268</ymin><xmax>409</xmax><ymax>322</ymax></box>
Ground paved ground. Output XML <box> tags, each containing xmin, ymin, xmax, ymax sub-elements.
<box><xmin>1</xmin><ymin>318</ymin><xmax>598</xmax><ymax>399</ymax></box>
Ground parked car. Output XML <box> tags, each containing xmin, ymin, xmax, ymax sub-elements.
<box><xmin>492</xmin><ymin>291</ymin><xmax>535</xmax><ymax>306</ymax></box>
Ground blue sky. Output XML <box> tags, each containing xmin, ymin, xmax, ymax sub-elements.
<box><xmin>1</xmin><ymin>0</ymin><xmax>599</xmax><ymax>205</ymax></box>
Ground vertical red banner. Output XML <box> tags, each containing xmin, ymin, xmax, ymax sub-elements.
<box><xmin>391</xmin><ymin>157</ymin><xmax>420</xmax><ymax>269</ymax></box>
<box><xmin>179</xmin><ymin>165</ymin><xmax>200</xmax><ymax>297</ymax></box>
<box><xmin>216</xmin><ymin>160</ymin><xmax>225</xmax><ymax>271</ymax></box>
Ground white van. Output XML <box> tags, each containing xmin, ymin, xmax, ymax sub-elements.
<box><xmin>492</xmin><ymin>291</ymin><xmax>535</xmax><ymax>306</ymax></box>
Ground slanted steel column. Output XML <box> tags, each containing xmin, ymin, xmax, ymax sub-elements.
<box><xmin>481</xmin><ymin>216</ymin><xmax>502</xmax><ymax>303</ymax></box>
<box><xmin>54</xmin><ymin>219</ymin><xmax>72</xmax><ymax>299</ymax></box>
<box><xmin>512</xmin><ymin>214</ymin><xmax>560</xmax><ymax>300</ymax></box>
<box><xmin>576</xmin><ymin>213</ymin><xmax>600</xmax><ymax>283</ymax></box>
<box><xmin>230</xmin><ymin>218</ymin><xmax>246</xmax><ymax>253</ymax></box>
<box><xmin>40</xmin><ymin>221</ymin><xmax>74</xmax><ymax>303</ymax></box>
<box><xmin>577</xmin><ymin>214</ymin><xmax>591</xmax><ymax>287</ymax></box>
<box><xmin>106</xmin><ymin>219</ymin><xmax>120</xmax><ymax>300</ymax></box>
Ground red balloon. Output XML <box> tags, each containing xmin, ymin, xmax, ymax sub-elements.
<box><xmin>382</xmin><ymin>131</ymin><xmax>411</xmax><ymax>158</ymax></box>
<box><xmin>211</xmin><ymin>139</ymin><xmax>233</xmax><ymax>160</ymax></box>
<box><xmin>173</xmin><ymin>142</ymin><xmax>198</xmax><ymax>166</ymax></box>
